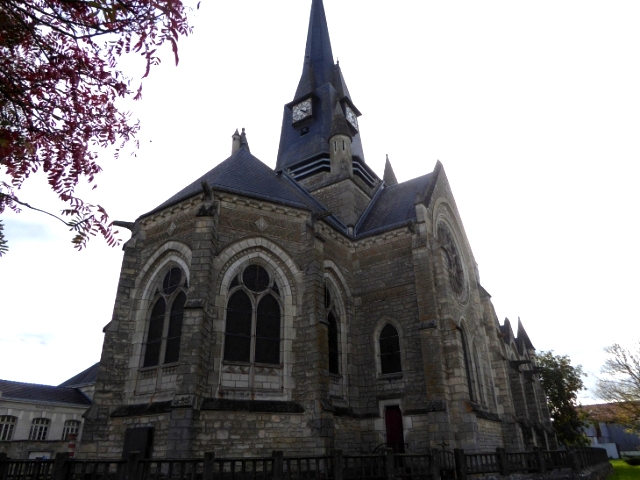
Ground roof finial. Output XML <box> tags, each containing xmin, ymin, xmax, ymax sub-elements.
<box><xmin>383</xmin><ymin>154</ymin><xmax>398</xmax><ymax>186</ymax></box>
<box><xmin>240</xmin><ymin>128</ymin><xmax>250</xmax><ymax>152</ymax></box>
<box><xmin>231</xmin><ymin>129</ymin><xmax>242</xmax><ymax>154</ymax></box>
<box><xmin>329</xmin><ymin>102</ymin><xmax>351</xmax><ymax>139</ymax></box>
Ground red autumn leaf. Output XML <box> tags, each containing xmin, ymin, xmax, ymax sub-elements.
<box><xmin>0</xmin><ymin>0</ymin><xmax>194</xmax><ymax>255</ymax></box>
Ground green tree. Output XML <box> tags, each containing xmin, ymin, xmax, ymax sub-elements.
<box><xmin>537</xmin><ymin>350</ymin><xmax>590</xmax><ymax>446</ymax></box>
<box><xmin>596</xmin><ymin>342</ymin><xmax>640</xmax><ymax>435</ymax></box>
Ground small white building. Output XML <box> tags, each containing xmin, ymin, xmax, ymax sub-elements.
<box><xmin>0</xmin><ymin>363</ymin><xmax>97</xmax><ymax>459</ymax></box>
<box><xmin>581</xmin><ymin>403</ymin><xmax>640</xmax><ymax>459</ymax></box>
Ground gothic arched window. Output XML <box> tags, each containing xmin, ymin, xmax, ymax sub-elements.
<box><xmin>459</xmin><ymin>328</ymin><xmax>477</xmax><ymax>402</ymax></box>
<box><xmin>143</xmin><ymin>267</ymin><xmax>187</xmax><ymax>368</ymax></box>
<box><xmin>224</xmin><ymin>264</ymin><xmax>281</xmax><ymax>365</ymax></box>
<box><xmin>472</xmin><ymin>343</ymin><xmax>486</xmax><ymax>404</ymax></box>
<box><xmin>380</xmin><ymin>324</ymin><xmax>402</xmax><ymax>374</ymax></box>
<box><xmin>325</xmin><ymin>285</ymin><xmax>340</xmax><ymax>374</ymax></box>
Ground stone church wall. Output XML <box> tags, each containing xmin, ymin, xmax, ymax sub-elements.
<box><xmin>82</xmin><ymin>172</ymin><xmax>556</xmax><ymax>458</ymax></box>
<box><xmin>194</xmin><ymin>411</ymin><xmax>317</xmax><ymax>457</ymax></box>
<box><xmin>476</xmin><ymin>418</ymin><xmax>504</xmax><ymax>450</ymax></box>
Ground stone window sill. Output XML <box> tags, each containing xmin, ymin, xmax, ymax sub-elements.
<box><xmin>376</xmin><ymin>372</ymin><xmax>403</xmax><ymax>381</ymax></box>
<box><xmin>139</xmin><ymin>361</ymin><xmax>179</xmax><ymax>373</ymax></box>
<box><xmin>222</xmin><ymin>361</ymin><xmax>283</xmax><ymax>369</ymax></box>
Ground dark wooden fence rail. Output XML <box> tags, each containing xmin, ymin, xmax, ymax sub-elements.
<box><xmin>464</xmin><ymin>452</ymin><xmax>498</xmax><ymax>475</ymax></box>
<box><xmin>0</xmin><ymin>447</ymin><xmax>610</xmax><ymax>480</ymax></box>
<box><xmin>283</xmin><ymin>456</ymin><xmax>331</xmax><ymax>480</ymax></box>
<box><xmin>342</xmin><ymin>454</ymin><xmax>384</xmax><ymax>480</ymax></box>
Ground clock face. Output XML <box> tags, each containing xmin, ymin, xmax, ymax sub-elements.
<box><xmin>345</xmin><ymin>106</ymin><xmax>359</xmax><ymax>130</ymax></box>
<box><xmin>292</xmin><ymin>99</ymin><xmax>312</xmax><ymax>123</ymax></box>
<box><xmin>437</xmin><ymin>222</ymin><xmax>465</xmax><ymax>296</ymax></box>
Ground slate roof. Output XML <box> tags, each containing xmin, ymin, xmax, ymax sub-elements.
<box><xmin>357</xmin><ymin>173</ymin><xmax>433</xmax><ymax>237</ymax></box>
<box><xmin>58</xmin><ymin>362</ymin><xmax>99</xmax><ymax>388</ymax></box>
<box><xmin>0</xmin><ymin>380</ymin><xmax>91</xmax><ymax>406</ymax></box>
<box><xmin>144</xmin><ymin>143</ymin><xmax>443</xmax><ymax>240</ymax></box>
<box><xmin>143</xmin><ymin>148</ymin><xmax>313</xmax><ymax>219</ymax></box>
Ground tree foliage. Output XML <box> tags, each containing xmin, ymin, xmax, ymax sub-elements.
<box><xmin>596</xmin><ymin>342</ymin><xmax>640</xmax><ymax>435</ymax></box>
<box><xmin>537</xmin><ymin>350</ymin><xmax>590</xmax><ymax>446</ymax></box>
<box><xmin>0</xmin><ymin>0</ymin><xmax>194</xmax><ymax>255</ymax></box>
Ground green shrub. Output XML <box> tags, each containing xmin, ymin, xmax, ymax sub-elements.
<box><xmin>623</xmin><ymin>456</ymin><xmax>640</xmax><ymax>466</ymax></box>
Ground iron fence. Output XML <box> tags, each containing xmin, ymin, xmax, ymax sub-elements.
<box><xmin>0</xmin><ymin>447</ymin><xmax>611</xmax><ymax>480</ymax></box>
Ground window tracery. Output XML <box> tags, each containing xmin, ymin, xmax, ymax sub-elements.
<box><xmin>142</xmin><ymin>266</ymin><xmax>187</xmax><ymax>368</ymax></box>
<box><xmin>437</xmin><ymin>221</ymin><xmax>465</xmax><ymax>296</ymax></box>
<box><xmin>224</xmin><ymin>264</ymin><xmax>281</xmax><ymax>366</ymax></box>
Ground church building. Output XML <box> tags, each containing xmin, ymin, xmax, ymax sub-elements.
<box><xmin>81</xmin><ymin>0</ymin><xmax>555</xmax><ymax>458</ymax></box>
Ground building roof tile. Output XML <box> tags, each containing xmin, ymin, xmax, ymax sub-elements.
<box><xmin>357</xmin><ymin>173</ymin><xmax>433</xmax><ymax>236</ymax></box>
<box><xmin>143</xmin><ymin>148</ymin><xmax>313</xmax><ymax>218</ymax></box>
<box><xmin>58</xmin><ymin>363</ymin><xmax>99</xmax><ymax>388</ymax></box>
<box><xmin>0</xmin><ymin>380</ymin><xmax>91</xmax><ymax>406</ymax></box>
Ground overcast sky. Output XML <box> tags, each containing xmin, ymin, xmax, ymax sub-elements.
<box><xmin>2</xmin><ymin>0</ymin><xmax>639</xmax><ymax>404</ymax></box>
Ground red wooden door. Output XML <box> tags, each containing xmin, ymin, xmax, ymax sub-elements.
<box><xmin>384</xmin><ymin>406</ymin><xmax>405</xmax><ymax>453</ymax></box>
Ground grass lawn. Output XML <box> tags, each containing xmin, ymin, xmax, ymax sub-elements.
<box><xmin>609</xmin><ymin>459</ymin><xmax>640</xmax><ymax>480</ymax></box>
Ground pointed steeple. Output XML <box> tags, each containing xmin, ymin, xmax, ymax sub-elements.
<box><xmin>383</xmin><ymin>155</ymin><xmax>398</xmax><ymax>186</ymax></box>
<box><xmin>295</xmin><ymin>0</ymin><xmax>335</xmax><ymax>96</ymax></box>
<box><xmin>330</xmin><ymin>103</ymin><xmax>351</xmax><ymax>138</ymax></box>
<box><xmin>276</xmin><ymin>0</ymin><xmax>375</xmax><ymax>188</ymax></box>
<box><xmin>240</xmin><ymin>128</ymin><xmax>250</xmax><ymax>152</ymax></box>
<box><xmin>333</xmin><ymin>61</ymin><xmax>351</xmax><ymax>100</ymax></box>
<box><xmin>294</xmin><ymin>56</ymin><xmax>316</xmax><ymax>100</ymax></box>
<box><xmin>517</xmin><ymin>318</ymin><xmax>535</xmax><ymax>350</ymax></box>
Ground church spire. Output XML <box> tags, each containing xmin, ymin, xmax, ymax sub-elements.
<box><xmin>294</xmin><ymin>56</ymin><xmax>316</xmax><ymax>101</ymax></box>
<box><xmin>276</xmin><ymin>0</ymin><xmax>373</xmax><ymax>183</ymax></box>
<box><xmin>295</xmin><ymin>0</ymin><xmax>335</xmax><ymax>96</ymax></box>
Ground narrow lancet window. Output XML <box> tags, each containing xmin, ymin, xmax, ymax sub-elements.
<box><xmin>380</xmin><ymin>324</ymin><xmax>402</xmax><ymax>374</ymax></box>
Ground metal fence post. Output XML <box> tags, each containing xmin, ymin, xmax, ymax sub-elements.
<box><xmin>385</xmin><ymin>449</ymin><xmax>396</xmax><ymax>480</ymax></box>
<box><xmin>429</xmin><ymin>449</ymin><xmax>441</xmax><ymax>480</ymax></box>
<box><xmin>568</xmin><ymin>449</ymin><xmax>581</xmax><ymax>472</ymax></box>
<box><xmin>453</xmin><ymin>449</ymin><xmax>467</xmax><ymax>480</ymax></box>
<box><xmin>495</xmin><ymin>448</ymin><xmax>509</xmax><ymax>476</ymax></box>
<box><xmin>0</xmin><ymin>453</ymin><xmax>8</xmax><ymax>479</ymax></box>
<box><xmin>533</xmin><ymin>447</ymin><xmax>546</xmax><ymax>473</ymax></box>
<box><xmin>52</xmin><ymin>452</ymin><xmax>71</xmax><ymax>480</ymax></box>
<box><xmin>204</xmin><ymin>451</ymin><xmax>216</xmax><ymax>480</ymax></box>
<box><xmin>333</xmin><ymin>450</ymin><xmax>343</xmax><ymax>480</ymax></box>
<box><xmin>125</xmin><ymin>451</ymin><xmax>141</xmax><ymax>480</ymax></box>
<box><xmin>272</xmin><ymin>451</ymin><xmax>284</xmax><ymax>480</ymax></box>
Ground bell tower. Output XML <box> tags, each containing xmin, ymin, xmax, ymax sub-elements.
<box><xmin>276</xmin><ymin>0</ymin><xmax>380</xmax><ymax>228</ymax></box>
